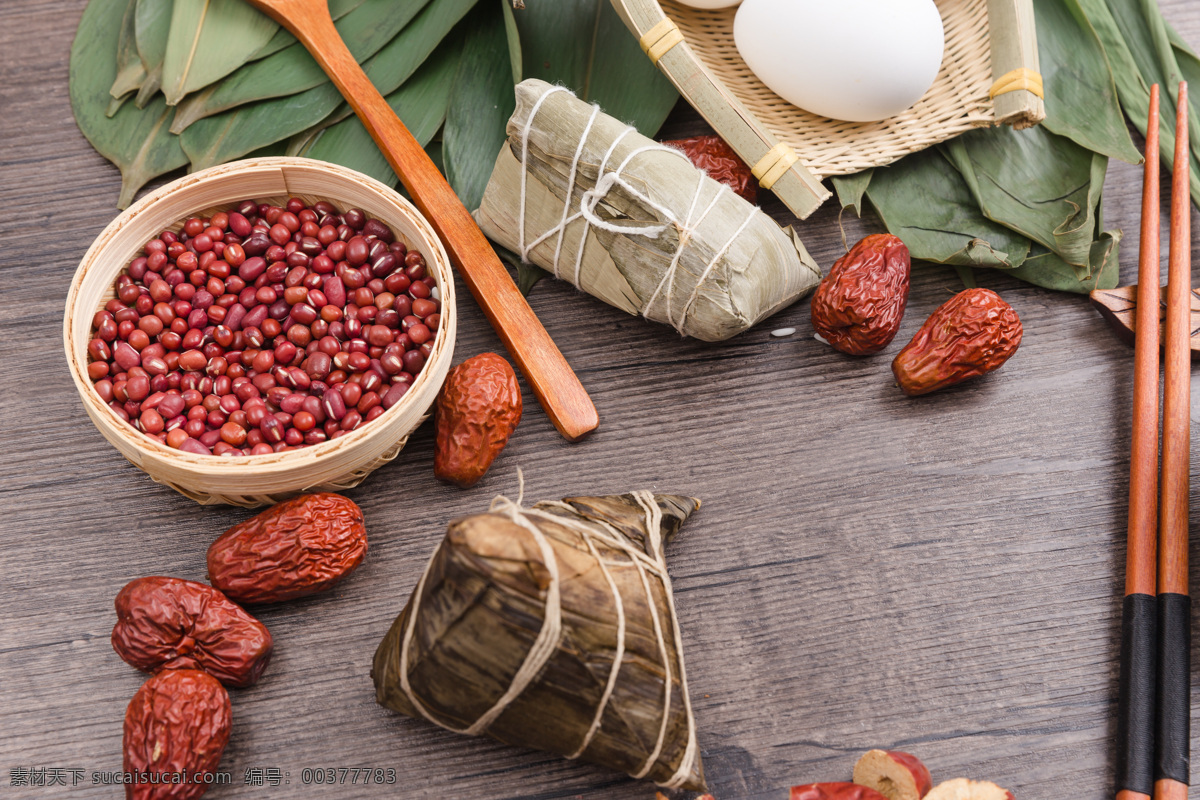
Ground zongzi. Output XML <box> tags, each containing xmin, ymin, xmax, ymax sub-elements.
<box><xmin>475</xmin><ymin>79</ymin><xmax>821</xmax><ymax>341</ymax></box>
<box><xmin>372</xmin><ymin>490</ymin><xmax>705</xmax><ymax>791</ymax></box>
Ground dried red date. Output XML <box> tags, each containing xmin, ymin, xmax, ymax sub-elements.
<box><xmin>791</xmin><ymin>782</ymin><xmax>890</xmax><ymax>800</ymax></box>
<box><xmin>207</xmin><ymin>493</ymin><xmax>368</xmax><ymax>604</ymax></box>
<box><xmin>892</xmin><ymin>288</ymin><xmax>1022</xmax><ymax>396</ymax></box>
<box><xmin>433</xmin><ymin>353</ymin><xmax>522</xmax><ymax>488</ymax></box>
<box><xmin>665</xmin><ymin>134</ymin><xmax>757</xmax><ymax>203</ymax></box>
<box><xmin>854</xmin><ymin>749</ymin><xmax>933</xmax><ymax>800</ymax></box>
<box><xmin>123</xmin><ymin>669</ymin><xmax>232</xmax><ymax>800</ymax></box>
<box><xmin>112</xmin><ymin>576</ymin><xmax>273</xmax><ymax>688</ymax></box>
<box><xmin>810</xmin><ymin>234</ymin><xmax>911</xmax><ymax>355</ymax></box>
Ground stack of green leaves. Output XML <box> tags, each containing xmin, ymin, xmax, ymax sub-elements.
<box><xmin>833</xmin><ymin>0</ymin><xmax>1200</xmax><ymax>294</ymax></box>
<box><xmin>70</xmin><ymin>0</ymin><xmax>680</xmax><ymax>211</ymax></box>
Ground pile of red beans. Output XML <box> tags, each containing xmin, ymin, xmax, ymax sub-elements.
<box><xmin>85</xmin><ymin>198</ymin><xmax>441</xmax><ymax>457</ymax></box>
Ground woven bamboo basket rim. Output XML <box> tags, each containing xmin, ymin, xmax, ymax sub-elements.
<box><xmin>63</xmin><ymin>157</ymin><xmax>456</xmax><ymax>506</ymax></box>
<box><xmin>611</xmin><ymin>0</ymin><xmax>1044</xmax><ymax>219</ymax></box>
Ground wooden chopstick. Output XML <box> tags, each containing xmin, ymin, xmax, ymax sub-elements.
<box><xmin>1155</xmin><ymin>81</ymin><xmax>1191</xmax><ymax>800</ymax></box>
<box><xmin>1116</xmin><ymin>83</ymin><xmax>1162</xmax><ymax>800</ymax></box>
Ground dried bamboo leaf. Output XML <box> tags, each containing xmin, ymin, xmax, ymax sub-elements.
<box><xmin>303</xmin><ymin>43</ymin><xmax>461</xmax><ymax>186</ymax></box>
<box><xmin>180</xmin><ymin>82</ymin><xmax>343</xmax><ymax>171</ymax></box>
<box><xmin>1035</xmin><ymin>0</ymin><xmax>1141</xmax><ymax>164</ymax></box>
<box><xmin>72</xmin><ymin>0</ymin><xmax>188</xmax><ymax>208</ymax></box>
<box><xmin>169</xmin><ymin>0</ymin><xmax>436</xmax><ymax>132</ymax></box>
<box><xmin>444</xmin><ymin>0</ymin><xmax>515</xmax><ymax>211</ymax></box>
<box><xmin>941</xmin><ymin>126</ymin><xmax>1107</xmax><ymax>269</ymax></box>
<box><xmin>514</xmin><ymin>0</ymin><xmax>678</xmax><ymax>137</ymax></box>
<box><xmin>133</xmin><ymin>0</ymin><xmax>171</xmax><ymax>106</ymax></box>
<box><xmin>110</xmin><ymin>0</ymin><xmax>147</xmax><ymax>103</ymax></box>
<box><xmin>476</xmin><ymin>80</ymin><xmax>820</xmax><ymax>340</ymax></box>
<box><xmin>372</xmin><ymin>491</ymin><xmax>705</xmax><ymax>792</ymax></box>
<box><xmin>160</xmin><ymin>0</ymin><xmax>278</xmax><ymax>105</ymax></box>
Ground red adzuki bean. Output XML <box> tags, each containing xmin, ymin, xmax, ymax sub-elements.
<box><xmin>86</xmin><ymin>199</ymin><xmax>438</xmax><ymax>456</ymax></box>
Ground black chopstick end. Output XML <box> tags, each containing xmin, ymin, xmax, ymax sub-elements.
<box><xmin>1155</xmin><ymin>592</ymin><xmax>1191</xmax><ymax>784</ymax></box>
<box><xmin>1118</xmin><ymin>593</ymin><xmax>1157</xmax><ymax>795</ymax></box>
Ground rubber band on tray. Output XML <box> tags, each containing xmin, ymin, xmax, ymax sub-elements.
<box><xmin>639</xmin><ymin>18</ymin><xmax>684</xmax><ymax>65</ymax></box>
<box><xmin>751</xmin><ymin>143</ymin><xmax>800</xmax><ymax>190</ymax></box>
<box><xmin>989</xmin><ymin>68</ymin><xmax>1044</xmax><ymax>99</ymax></box>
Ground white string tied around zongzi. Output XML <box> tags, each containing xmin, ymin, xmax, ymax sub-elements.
<box><xmin>397</xmin><ymin>472</ymin><xmax>697</xmax><ymax>788</ymax></box>
<box><xmin>397</xmin><ymin>470</ymin><xmax>564</xmax><ymax>738</ymax></box>
<box><xmin>533</xmin><ymin>492</ymin><xmax>696</xmax><ymax>788</ymax></box>
<box><xmin>516</xmin><ymin>83</ymin><xmax>759</xmax><ymax>336</ymax></box>
<box><xmin>633</xmin><ymin>491</ymin><xmax>700</xmax><ymax>790</ymax></box>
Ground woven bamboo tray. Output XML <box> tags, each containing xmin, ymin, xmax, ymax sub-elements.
<box><xmin>611</xmin><ymin>0</ymin><xmax>1045</xmax><ymax>219</ymax></box>
<box><xmin>64</xmin><ymin>158</ymin><xmax>456</xmax><ymax>507</ymax></box>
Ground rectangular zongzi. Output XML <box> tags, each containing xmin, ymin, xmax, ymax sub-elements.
<box><xmin>475</xmin><ymin>79</ymin><xmax>821</xmax><ymax>341</ymax></box>
<box><xmin>372</xmin><ymin>490</ymin><xmax>705</xmax><ymax>791</ymax></box>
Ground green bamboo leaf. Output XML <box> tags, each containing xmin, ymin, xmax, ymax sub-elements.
<box><xmin>303</xmin><ymin>42</ymin><xmax>462</xmax><ymax>185</ymax></box>
<box><xmin>515</xmin><ymin>0</ymin><xmax>678</xmax><ymax>136</ymax></box>
<box><xmin>110</xmin><ymin>0</ymin><xmax>147</xmax><ymax>104</ymax></box>
<box><xmin>244</xmin><ymin>0</ymin><xmax>369</xmax><ymax>61</ymax></box>
<box><xmin>1089</xmin><ymin>0</ymin><xmax>1200</xmax><ymax>202</ymax></box>
<box><xmin>831</xmin><ymin>170</ymin><xmax>873</xmax><ymax>218</ymax></box>
<box><xmin>953</xmin><ymin>266</ymin><xmax>978</xmax><ymax>289</ymax></box>
<box><xmin>426</xmin><ymin>138</ymin><xmax>444</xmax><ymax>174</ymax></box>
<box><xmin>161</xmin><ymin>0</ymin><xmax>278</xmax><ymax>105</ymax></box>
<box><xmin>1035</xmin><ymin>0</ymin><xmax>1141</xmax><ymax>164</ymax></box>
<box><xmin>170</xmin><ymin>0</ymin><xmax>436</xmax><ymax>132</ymax></box>
<box><xmin>179</xmin><ymin>0</ymin><xmax>474</xmax><ymax>167</ymax></box>
<box><xmin>444</xmin><ymin>0</ymin><xmax>514</xmax><ymax>211</ymax></box>
<box><xmin>180</xmin><ymin>82</ymin><xmax>343</xmax><ymax>171</ymax></box>
<box><xmin>1168</xmin><ymin>27</ymin><xmax>1200</xmax><ymax>176</ymax></box>
<box><xmin>1008</xmin><ymin>231</ymin><xmax>1121</xmax><ymax>292</ymax></box>
<box><xmin>862</xmin><ymin>148</ymin><xmax>1031</xmax><ymax>270</ymax></box>
<box><xmin>502</xmin><ymin>0</ymin><xmax>521</xmax><ymax>84</ymax></box>
<box><xmin>71</xmin><ymin>0</ymin><xmax>188</xmax><ymax>208</ymax></box>
<box><xmin>361</xmin><ymin>0</ymin><xmax>479</xmax><ymax>94</ymax></box>
<box><xmin>941</xmin><ymin>126</ymin><xmax>1107</xmax><ymax>269</ymax></box>
<box><xmin>287</xmin><ymin>112</ymin><xmax>342</xmax><ymax>156</ymax></box>
<box><xmin>134</xmin><ymin>0</ymin><xmax>172</xmax><ymax>106</ymax></box>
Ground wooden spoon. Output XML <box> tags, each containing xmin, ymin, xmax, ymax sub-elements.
<box><xmin>244</xmin><ymin>0</ymin><xmax>599</xmax><ymax>441</ymax></box>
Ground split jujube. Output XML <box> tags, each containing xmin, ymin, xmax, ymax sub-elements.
<box><xmin>111</xmin><ymin>576</ymin><xmax>272</xmax><ymax>688</ymax></box>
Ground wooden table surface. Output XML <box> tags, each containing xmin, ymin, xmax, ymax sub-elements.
<box><xmin>4</xmin><ymin>2</ymin><xmax>1200</xmax><ymax>798</ymax></box>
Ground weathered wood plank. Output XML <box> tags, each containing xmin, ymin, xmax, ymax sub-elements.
<box><xmin>1</xmin><ymin>2</ymin><xmax>1200</xmax><ymax>798</ymax></box>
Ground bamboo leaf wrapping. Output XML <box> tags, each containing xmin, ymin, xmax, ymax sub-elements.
<box><xmin>476</xmin><ymin>80</ymin><xmax>821</xmax><ymax>341</ymax></box>
<box><xmin>373</xmin><ymin>491</ymin><xmax>706</xmax><ymax>792</ymax></box>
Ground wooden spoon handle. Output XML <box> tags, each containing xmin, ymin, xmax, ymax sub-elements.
<box><xmin>252</xmin><ymin>0</ymin><xmax>598</xmax><ymax>441</ymax></box>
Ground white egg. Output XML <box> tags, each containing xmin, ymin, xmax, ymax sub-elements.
<box><xmin>733</xmin><ymin>0</ymin><xmax>945</xmax><ymax>122</ymax></box>
<box><xmin>675</xmin><ymin>0</ymin><xmax>742</xmax><ymax>8</ymax></box>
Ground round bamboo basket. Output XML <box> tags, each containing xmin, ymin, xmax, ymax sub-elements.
<box><xmin>64</xmin><ymin>158</ymin><xmax>457</xmax><ymax>507</ymax></box>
